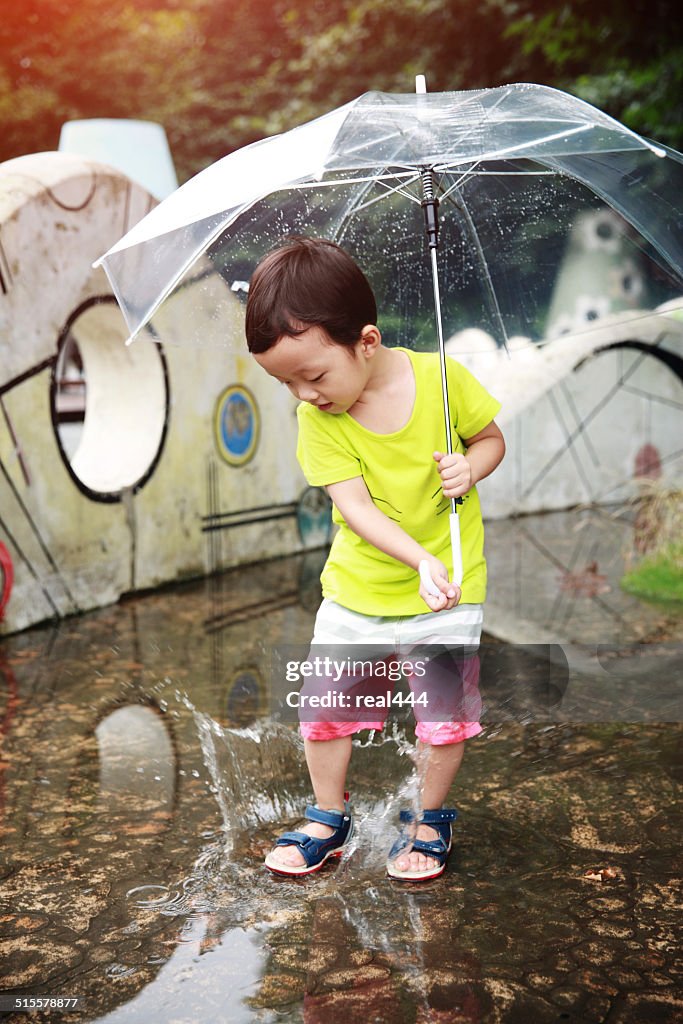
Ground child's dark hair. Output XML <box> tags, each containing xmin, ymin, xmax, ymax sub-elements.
<box><xmin>245</xmin><ymin>236</ymin><xmax>377</xmax><ymax>353</ymax></box>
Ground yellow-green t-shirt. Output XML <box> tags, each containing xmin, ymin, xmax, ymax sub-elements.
<box><xmin>296</xmin><ymin>348</ymin><xmax>501</xmax><ymax>616</ymax></box>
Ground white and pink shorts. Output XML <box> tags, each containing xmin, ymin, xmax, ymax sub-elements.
<box><xmin>299</xmin><ymin>598</ymin><xmax>484</xmax><ymax>746</ymax></box>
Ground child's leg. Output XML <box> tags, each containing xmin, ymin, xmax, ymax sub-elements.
<box><xmin>392</xmin><ymin>738</ymin><xmax>466</xmax><ymax>874</ymax></box>
<box><xmin>266</xmin><ymin>735</ymin><xmax>352</xmax><ymax>870</ymax></box>
<box><xmin>266</xmin><ymin>598</ymin><xmax>392</xmax><ymax>868</ymax></box>
<box><xmin>420</xmin><ymin>737</ymin><xmax>466</xmax><ymax>808</ymax></box>
<box><xmin>393</xmin><ymin>603</ymin><xmax>485</xmax><ymax>875</ymax></box>
<box><xmin>305</xmin><ymin>735</ymin><xmax>353</xmax><ymax>809</ymax></box>
<box><xmin>396</xmin><ymin>649</ymin><xmax>481</xmax><ymax>873</ymax></box>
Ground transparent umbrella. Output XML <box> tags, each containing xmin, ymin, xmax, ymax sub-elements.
<box><xmin>96</xmin><ymin>81</ymin><xmax>683</xmax><ymax>585</ymax></box>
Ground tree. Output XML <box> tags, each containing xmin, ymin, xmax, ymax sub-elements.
<box><xmin>503</xmin><ymin>0</ymin><xmax>683</xmax><ymax>148</ymax></box>
<box><xmin>1</xmin><ymin>0</ymin><xmax>681</xmax><ymax>182</ymax></box>
<box><xmin>228</xmin><ymin>0</ymin><xmax>518</xmax><ymax>141</ymax></box>
<box><xmin>0</xmin><ymin>0</ymin><xmax>207</xmax><ymax>180</ymax></box>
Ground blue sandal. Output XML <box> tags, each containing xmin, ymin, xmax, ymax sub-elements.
<box><xmin>386</xmin><ymin>807</ymin><xmax>457</xmax><ymax>881</ymax></box>
<box><xmin>265</xmin><ymin>797</ymin><xmax>353</xmax><ymax>877</ymax></box>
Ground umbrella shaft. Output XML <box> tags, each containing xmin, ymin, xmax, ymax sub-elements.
<box><xmin>428</xmin><ymin>247</ymin><xmax>458</xmax><ymax>517</ymax></box>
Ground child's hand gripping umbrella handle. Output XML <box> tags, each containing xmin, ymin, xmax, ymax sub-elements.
<box><xmin>418</xmin><ymin>511</ymin><xmax>463</xmax><ymax>596</ymax></box>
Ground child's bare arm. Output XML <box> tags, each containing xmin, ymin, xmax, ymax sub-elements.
<box><xmin>326</xmin><ymin>476</ymin><xmax>460</xmax><ymax>612</ymax></box>
<box><xmin>434</xmin><ymin>420</ymin><xmax>505</xmax><ymax>499</ymax></box>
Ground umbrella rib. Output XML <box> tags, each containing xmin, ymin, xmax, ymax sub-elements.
<box><xmin>438</xmin><ymin>164</ymin><xmax>546</xmax><ymax>206</ymax></box>
<box><xmin>440</xmin><ymin>188</ymin><xmax>510</xmax><ymax>348</ymax></box>
<box><xmin>440</xmin><ymin>170</ymin><xmax>557</xmax><ymax>198</ymax></box>
<box><xmin>120</xmin><ymin>172</ymin><xmax>419</xmax><ymax>341</ymax></box>
<box><xmin>324</xmin><ymin>106</ymin><xmax>570</xmax><ymax>172</ymax></box>
<box><xmin>295</xmin><ymin>171</ymin><xmax>418</xmax><ymax>189</ymax></box>
<box><xmin>347</xmin><ymin>174</ymin><xmax>423</xmax><ymax>217</ymax></box>
<box><xmin>540</xmin><ymin>154</ymin><xmax>683</xmax><ymax>278</ymax></box>
<box><xmin>439</xmin><ymin>167</ymin><xmax>481</xmax><ymax>202</ymax></box>
<box><xmin>122</xmin><ymin>206</ymin><xmax>255</xmax><ymax>343</ymax></box>
<box><xmin>335</xmin><ymin>127</ymin><xmax>413</xmax><ymax>159</ymax></box>
<box><xmin>378</xmin><ymin>176</ymin><xmax>423</xmax><ymax>203</ymax></box>
<box><xmin>411</xmin><ymin>123</ymin><xmax>597</xmax><ymax>179</ymax></box>
<box><xmin>462</xmin><ymin>123</ymin><xmax>594</xmax><ymax>166</ymax></box>
<box><xmin>330</xmin><ymin>174</ymin><xmax>380</xmax><ymax>245</ymax></box>
<box><xmin>460</xmin><ymin>169</ymin><xmax>558</xmax><ymax>176</ymax></box>
<box><xmin>330</xmin><ymin>172</ymin><xmax>422</xmax><ymax>247</ymax></box>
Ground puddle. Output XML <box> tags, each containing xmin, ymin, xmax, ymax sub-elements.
<box><xmin>0</xmin><ymin>551</ymin><xmax>681</xmax><ymax>1023</ymax></box>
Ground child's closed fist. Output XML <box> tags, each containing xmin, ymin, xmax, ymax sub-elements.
<box><xmin>418</xmin><ymin>554</ymin><xmax>461</xmax><ymax>612</ymax></box>
<box><xmin>433</xmin><ymin>451</ymin><xmax>472</xmax><ymax>499</ymax></box>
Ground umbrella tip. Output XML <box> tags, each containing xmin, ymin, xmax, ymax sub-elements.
<box><xmin>415</xmin><ymin>74</ymin><xmax>427</xmax><ymax>94</ymax></box>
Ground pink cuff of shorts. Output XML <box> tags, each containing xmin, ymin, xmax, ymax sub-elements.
<box><xmin>300</xmin><ymin>720</ymin><xmax>386</xmax><ymax>741</ymax></box>
<box><xmin>300</xmin><ymin>720</ymin><xmax>483</xmax><ymax>744</ymax></box>
<box><xmin>414</xmin><ymin>721</ymin><xmax>483</xmax><ymax>745</ymax></box>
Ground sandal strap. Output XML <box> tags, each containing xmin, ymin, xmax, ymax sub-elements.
<box><xmin>398</xmin><ymin>807</ymin><xmax>457</xmax><ymax>825</ymax></box>
<box><xmin>411</xmin><ymin>836</ymin><xmax>449</xmax><ymax>858</ymax></box>
<box><xmin>276</xmin><ymin>830</ymin><xmax>318</xmax><ymax>847</ymax></box>
<box><xmin>386</xmin><ymin>832</ymin><xmax>450</xmax><ymax>864</ymax></box>
<box><xmin>304</xmin><ymin>804</ymin><xmax>349</xmax><ymax>828</ymax></box>
<box><xmin>422</xmin><ymin>807</ymin><xmax>457</xmax><ymax>825</ymax></box>
<box><xmin>274</xmin><ymin>830</ymin><xmax>329</xmax><ymax>867</ymax></box>
<box><xmin>274</xmin><ymin>815</ymin><xmax>352</xmax><ymax>867</ymax></box>
<box><xmin>276</xmin><ymin>829</ymin><xmax>344</xmax><ymax>849</ymax></box>
<box><xmin>391</xmin><ymin>806</ymin><xmax>456</xmax><ymax>862</ymax></box>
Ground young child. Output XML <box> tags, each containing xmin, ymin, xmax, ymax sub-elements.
<box><xmin>245</xmin><ymin>236</ymin><xmax>505</xmax><ymax>881</ymax></box>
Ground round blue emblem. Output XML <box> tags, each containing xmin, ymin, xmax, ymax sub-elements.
<box><xmin>214</xmin><ymin>385</ymin><xmax>260</xmax><ymax>466</ymax></box>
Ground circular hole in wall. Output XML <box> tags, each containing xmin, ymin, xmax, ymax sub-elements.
<box><xmin>51</xmin><ymin>297</ymin><xmax>169</xmax><ymax>501</ymax></box>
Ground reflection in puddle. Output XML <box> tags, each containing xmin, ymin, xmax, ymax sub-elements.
<box><xmin>0</xmin><ymin>552</ymin><xmax>681</xmax><ymax>1022</ymax></box>
<box><xmin>96</xmin><ymin>705</ymin><xmax>176</xmax><ymax>816</ymax></box>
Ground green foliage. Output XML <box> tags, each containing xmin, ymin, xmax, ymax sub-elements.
<box><xmin>572</xmin><ymin>51</ymin><xmax>683</xmax><ymax>149</ymax></box>
<box><xmin>620</xmin><ymin>486</ymin><xmax>683</xmax><ymax>604</ymax></box>
<box><xmin>0</xmin><ymin>0</ymin><xmax>209</xmax><ymax>179</ymax></box>
<box><xmin>0</xmin><ymin>0</ymin><xmax>681</xmax><ymax>182</ymax></box>
<box><xmin>228</xmin><ymin>0</ymin><xmax>511</xmax><ymax>138</ymax></box>
<box><xmin>503</xmin><ymin>0</ymin><xmax>683</xmax><ymax>149</ymax></box>
<box><xmin>621</xmin><ymin>545</ymin><xmax>683</xmax><ymax>604</ymax></box>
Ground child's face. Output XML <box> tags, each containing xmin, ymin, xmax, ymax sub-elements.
<box><xmin>253</xmin><ymin>324</ymin><xmax>376</xmax><ymax>415</ymax></box>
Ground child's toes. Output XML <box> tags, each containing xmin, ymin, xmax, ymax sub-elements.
<box><xmin>271</xmin><ymin>845</ymin><xmax>304</xmax><ymax>867</ymax></box>
<box><xmin>410</xmin><ymin>851</ymin><xmax>436</xmax><ymax>873</ymax></box>
<box><xmin>283</xmin><ymin>848</ymin><xmax>305</xmax><ymax>867</ymax></box>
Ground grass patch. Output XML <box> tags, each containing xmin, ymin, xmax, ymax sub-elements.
<box><xmin>621</xmin><ymin>543</ymin><xmax>683</xmax><ymax>604</ymax></box>
<box><xmin>620</xmin><ymin>485</ymin><xmax>683</xmax><ymax>605</ymax></box>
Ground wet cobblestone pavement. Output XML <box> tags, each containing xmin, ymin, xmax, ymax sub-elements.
<box><xmin>0</xmin><ymin>539</ymin><xmax>681</xmax><ymax>1023</ymax></box>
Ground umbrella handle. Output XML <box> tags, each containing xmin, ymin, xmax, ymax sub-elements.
<box><xmin>418</xmin><ymin>512</ymin><xmax>464</xmax><ymax>598</ymax></box>
<box><xmin>450</xmin><ymin>511</ymin><xmax>463</xmax><ymax>587</ymax></box>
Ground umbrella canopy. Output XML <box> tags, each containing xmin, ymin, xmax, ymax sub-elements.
<box><xmin>96</xmin><ymin>83</ymin><xmax>683</xmax><ymax>351</ymax></box>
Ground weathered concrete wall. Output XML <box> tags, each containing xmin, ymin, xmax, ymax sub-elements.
<box><xmin>0</xmin><ymin>153</ymin><xmax>322</xmax><ymax>635</ymax></box>
<box><xmin>449</xmin><ymin>312</ymin><xmax>683</xmax><ymax>518</ymax></box>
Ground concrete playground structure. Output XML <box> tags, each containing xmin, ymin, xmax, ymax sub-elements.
<box><xmin>0</xmin><ymin>153</ymin><xmax>330</xmax><ymax>635</ymax></box>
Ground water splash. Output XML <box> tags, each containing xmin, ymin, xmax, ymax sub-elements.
<box><xmin>126</xmin><ymin>690</ymin><xmax>452</xmax><ymax>929</ymax></box>
<box><xmin>185</xmin><ymin>693</ymin><xmax>431</xmax><ymax>881</ymax></box>
<box><xmin>191</xmin><ymin>707</ymin><xmax>309</xmax><ymax>838</ymax></box>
